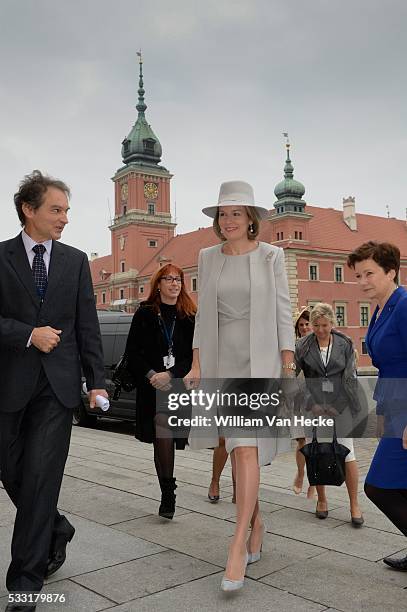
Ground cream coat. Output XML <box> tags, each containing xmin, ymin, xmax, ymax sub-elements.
<box><xmin>189</xmin><ymin>241</ymin><xmax>295</xmax><ymax>464</ymax></box>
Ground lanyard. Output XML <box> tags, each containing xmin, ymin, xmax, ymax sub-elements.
<box><xmin>316</xmin><ymin>334</ymin><xmax>331</xmax><ymax>377</ymax></box>
<box><xmin>158</xmin><ymin>311</ymin><xmax>176</xmax><ymax>354</ymax></box>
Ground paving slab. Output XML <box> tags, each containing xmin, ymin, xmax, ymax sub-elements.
<box><xmin>73</xmin><ymin>550</ymin><xmax>220</xmax><ymax>604</ymax></box>
<box><xmin>261</xmin><ymin>549</ymin><xmax>407</xmax><ymax>611</ymax></box>
<box><xmin>255</xmin><ymin>485</ymin><xmax>345</xmax><ymax>512</ymax></box>
<box><xmin>0</xmin><ymin>578</ymin><xmax>114</xmax><ymax>611</ymax></box>
<box><xmin>262</xmin><ymin>508</ymin><xmax>407</xmax><ymax>561</ymax></box>
<box><xmin>60</xmin><ymin>483</ymin><xmax>188</xmax><ymax>525</ymax></box>
<box><xmin>245</xmin><ymin>533</ymin><xmax>326</xmax><ymax>580</ymax></box>
<box><xmin>64</xmin><ymin>460</ymin><xmax>155</xmax><ymax>492</ymax></box>
<box><xmin>329</xmin><ymin>506</ymin><xmax>402</xmax><ymax>535</ymax></box>
<box><xmin>0</xmin><ymin>526</ymin><xmax>12</xmax><ymax>597</ymax></box>
<box><xmin>99</xmin><ymin>573</ymin><xmax>325</xmax><ymax>612</ymax></box>
<box><xmin>112</xmin><ymin>512</ymin><xmax>235</xmax><ymax>567</ymax></box>
<box><xmin>43</xmin><ymin>514</ymin><xmax>165</xmax><ymax>585</ymax></box>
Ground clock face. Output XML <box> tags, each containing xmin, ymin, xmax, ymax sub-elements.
<box><xmin>144</xmin><ymin>182</ymin><xmax>158</xmax><ymax>200</ymax></box>
<box><xmin>121</xmin><ymin>183</ymin><xmax>128</xmax><ymax>201</ymax></box>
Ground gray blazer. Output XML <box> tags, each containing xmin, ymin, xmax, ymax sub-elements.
<box><xmin>294</xmin><ymin>330</ymin><xmax>361</xmax><ymax>416</ymax></box>
<box><xmin>0</xmin><ymin>234</ymin><xmax>105</xmax><ymax>412</ymax></box>
<box><xmin>193</xmin><ymin>241</ymin><xmax>295</xmax><ymax>378</ymax></box>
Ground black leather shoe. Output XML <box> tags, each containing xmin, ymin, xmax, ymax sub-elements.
<box><xmin>45</xmin><ymin>524</ymin><xmax>75</xmax><ymax>578</ymax></box>
<box><xmin>6</xmin><ymin>604</ymin><xmax>36</xmax><ymax>611</ymax></box>
<box><xmin>383</xmin><ymin>555</ymin><xmax>407</xmax><ymax>571</ymax></box>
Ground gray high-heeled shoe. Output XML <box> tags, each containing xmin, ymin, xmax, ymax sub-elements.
<box><xmin>246</xmin><ymin>523</ymin><xmax>265</xmax><ymax>565</ymax></box>
<box><xmin>220</xmin><ymin>552</ymin><xmax>248</xmax><ymax>591</ymax></box>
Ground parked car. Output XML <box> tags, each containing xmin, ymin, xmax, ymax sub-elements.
<box><xmin>73</xmin><ymin>310</ymin><xmax>136</xmax><ymax>426</ymax></box>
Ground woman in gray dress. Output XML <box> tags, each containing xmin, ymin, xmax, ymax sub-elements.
<box><xmin>185</xmin><ymin>181</ymin><xmax>295</xmax><ymax>591</ymax></box>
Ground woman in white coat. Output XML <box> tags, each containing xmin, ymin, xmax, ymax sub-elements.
<box><xmin>185</xmin><ymin>181</ymin><xmax>295</xmax><ymax>591</ymax></box>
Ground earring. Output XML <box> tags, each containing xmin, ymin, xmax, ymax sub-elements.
<box><xmin>249</xmin><ymin>224</ymin><xmax>254</xmax><ymax>234</ymax></box>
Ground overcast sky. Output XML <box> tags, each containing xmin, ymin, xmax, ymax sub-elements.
<box><xmin>1</xmin><ymin>0</ymin><xmax>406</xmax><ymax>256</ymax></box>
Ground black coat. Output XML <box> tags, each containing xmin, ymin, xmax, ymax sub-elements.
<box><xmin>126</xmin><ymin>302</ymin><xmax>195</xmax><ymax>446</ymax></box>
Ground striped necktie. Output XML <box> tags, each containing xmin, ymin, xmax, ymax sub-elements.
<box><xmin>32</xmin><ymin>244</ymin><xmax>48</xmax><ymax>299</ymax></box>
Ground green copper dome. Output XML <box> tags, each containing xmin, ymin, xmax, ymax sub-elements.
<box><xmin>121</xmin><ymin>58</ymin><xmax>162</xmax><ymax>166</ymax></box>
<box><xmin>274</xmin><ymin>144</ymin><xmax>306</xmax><ymax>213</ymax></box>
<box><xmin>274</xmin><ymin>147</ymin><xmax>305</xmax><ymax>199</ymax></box>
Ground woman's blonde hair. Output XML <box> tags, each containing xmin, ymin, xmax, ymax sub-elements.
<box><xmin>213</xmin><ymin>206</ymin><xmax>261</xmax><ymax>241</ymax></box>
<box><xmin>310</xmin><ymin>303</ymin><xmax>337</xmax><ymax>326</ymax></box>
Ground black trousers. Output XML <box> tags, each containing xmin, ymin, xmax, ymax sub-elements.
<box><xmin>364</xmin><ymin>483</ymin><xmax>407</xmax><ymax>537</ymax></box>
<box><xmin>0</xmin><ymin>370</ymin><xmax>73</xmax><ymax>592</ymax></box>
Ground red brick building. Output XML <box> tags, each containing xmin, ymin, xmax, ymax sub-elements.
<box><xmin>90</xmin><ymin>60</ymin><xmax>407</xmax><ymax>370</ymax></box>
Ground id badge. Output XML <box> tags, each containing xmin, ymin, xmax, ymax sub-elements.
<box><xmin>163</xmin><ymin>354</ymin><xmax>175</xmax><ymax>369</ymax></box>
<box><xmin>322</xmin><ymin>379</ymin><xmax>334</xmax><ymax>393</ymax></box>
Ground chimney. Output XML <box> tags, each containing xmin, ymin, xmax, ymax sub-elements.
<box><xmin>343</xmin><ymin>196</ymin><xmax>357</xmax><ymax>231</ymax></box>
<box><xmin>90</xmin><ymin>252</ymin><xmax>99</xmax><ymax>261</ymax></box>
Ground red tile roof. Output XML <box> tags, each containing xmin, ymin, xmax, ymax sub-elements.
<box><xmin>303</xmin><ymin>206</ymin><xmax>407</xmax><ymax>255</ymax></box>
<box><xmin>137</xmin><ymin>205</ymin><xmax>407</xmax><ymax>276</ymax></box>
<box><xmin>91</xmin><ymin>204</ymin><xmax>407</xmax><ymax>283</ymax></box>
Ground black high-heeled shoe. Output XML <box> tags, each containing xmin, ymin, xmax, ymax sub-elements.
<box><xmin>208</xmin><ymin>481</ymin><xmax>220</xmax><ymax>503</ymax></box>
<box><xmin>315</xmin><ymin>502</ymin><xmax>328</xmax><ymax>519</ymax></box>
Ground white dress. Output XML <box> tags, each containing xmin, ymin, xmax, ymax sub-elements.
<box><xmin>217</xmin><ymin>252</ymin><xmax>260</xmax><ymax>455</ymax></box>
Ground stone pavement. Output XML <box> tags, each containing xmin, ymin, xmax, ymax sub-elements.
<box><xmin>1</xmin><ymin>425</ymin><xmax>407</xmax><ymax>612</ymax></box>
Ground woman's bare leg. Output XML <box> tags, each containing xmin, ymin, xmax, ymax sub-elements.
<box><xmin>224</xmin><ymin>447</ymin><xmax>261</xmax><ymax>580</ymax></box>
<box><xmin>208</xmin><ymin>437</ymin><xmax>228</xmax><ymax>499</ymax></box>
<box><xmin>345</xmin><ymin>460</ymin><xmax>362</xmax><ymax>517</ymax></box>
<box><xmin>293</xmin><ymin>438</ymin><xmax>305</xmax><ymax>493</ymax></box>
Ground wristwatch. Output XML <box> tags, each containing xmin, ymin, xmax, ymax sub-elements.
<box><xmin>282</xmin><ymin>362</ymin><xmax>296</xmax><ymax>370</ymax></box>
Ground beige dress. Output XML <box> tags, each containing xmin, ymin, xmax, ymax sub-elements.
<box><xmin>217</xmin><ymin>252</ymin><xmax>258</xmax><ymax>454</ymax></box>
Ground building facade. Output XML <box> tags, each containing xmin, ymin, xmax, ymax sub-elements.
<box><xmin>90</xmin><ymin>61</ymin><xmax>407</xmax><ymax>371</ymax></box>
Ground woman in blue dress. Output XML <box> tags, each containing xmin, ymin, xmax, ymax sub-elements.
<box><xmin>347</xmin><ymin>241</ymin><xmax>407</xmax><ymax>570</ymax></box>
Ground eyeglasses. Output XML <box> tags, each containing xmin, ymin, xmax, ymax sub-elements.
<box><xmin>161</xmin><ymin>276</ymin><xmax>182</xmax><ymax>284</ymax></box>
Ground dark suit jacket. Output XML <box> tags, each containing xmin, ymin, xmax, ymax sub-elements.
<box><xmin>0</xmin><ymin>233</ymin><xmax>105</xmax><ymax>412</ymax></box>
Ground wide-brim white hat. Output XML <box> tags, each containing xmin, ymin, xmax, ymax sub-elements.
<box><xmin>202</xmin><ymin>180</ymin><xmax>269</xmax><ymax>220</ymax></box>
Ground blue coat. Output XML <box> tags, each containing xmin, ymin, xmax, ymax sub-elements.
<box><xmin>365</xmin><ymin>286</ymin><xmax>407</xmax><ymax>488</ymax></box>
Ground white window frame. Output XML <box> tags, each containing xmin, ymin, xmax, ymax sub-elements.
<box><xmin>360</xmin><ymin>303</ymin><xmax>370</xmax><ymax>327</ymax></box>
<box><xmin>334</xmin><ymin>303</ymin><xmax>347</xmax><ymax>327</ymax></box>
<box><xmin>119</xmin><ymin>288</ymin><xmax>125</xmax><ymax>300</ymax></box>
<box><xmin>148</xmin><ymin>239</ymin><xmax>158</xmax><ymax>248</ymax></box>
<box><xmin>191</xmin><ymin>276</ymin><xmax>198</xmax><ymax>292</ymax></box>
<box><xmin>309</xmin><ymin>262</ymin><xmax>319</xmax><ymax>281</ymax></box>
<box><xmin>334</xmin><ymin>264</ymin><xmax>344</xmax><ymax>283</ymax></box>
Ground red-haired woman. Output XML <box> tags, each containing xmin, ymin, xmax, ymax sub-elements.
<box><xmin>126</xmin><ymin>264</ymin><xmax>196</xmax><ymax>519</ymax></box>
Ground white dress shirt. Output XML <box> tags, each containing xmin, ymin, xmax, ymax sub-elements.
<box><xmin>21</xmin><ymin>229</ymin><xmax>52</xmax><ymax>273</ymax></box>
<box><xmin>21</xmin><ymin>230</ymin><xmax>53</xmax><ymax>347</ymax></box>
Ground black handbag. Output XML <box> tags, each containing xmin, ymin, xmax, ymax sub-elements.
<box><xmin>300</xmin><ymin>422</ymin><xmax>350</xmax><ymax>486</ymax></box>
<box><xmin>112</xmin><ymin>353</ymin><xmax>137</xmax><ymax>399</ymax></box>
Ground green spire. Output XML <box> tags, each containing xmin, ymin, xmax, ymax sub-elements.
<box><xmin>283</xmin><ymin>143</ymin><xmax>294</xmax><ymax>179</ymax></box>
<box><xmin>136</xmin><ymin>53</ymin><xmax>147</xmax><ymax>117</ymax></box>
<box><xmin>274</xmin><ymin>136</ymin><xmax>306</xmax><ymax>213</ymax></box>
<box><xmin>121</xmin><ymin>52</ymin><xmax>163</xmax><ymax>167</ymax></box>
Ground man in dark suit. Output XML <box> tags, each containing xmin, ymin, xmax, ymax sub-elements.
<box><xmin>0</xmin><ymin>170</ymin><xmax>107</xmax><ymax>611</ymax></box>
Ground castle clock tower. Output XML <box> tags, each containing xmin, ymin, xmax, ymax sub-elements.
<box><xmin>109</xmin><ymin>54</ymin><xmax>175</xmax><ymax>307</ymax></box>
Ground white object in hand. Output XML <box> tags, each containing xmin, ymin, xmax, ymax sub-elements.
<box><xmin>82</xmin><ymin>383</ymin><xmax>110</xmax><ymax>412</ymax></box>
